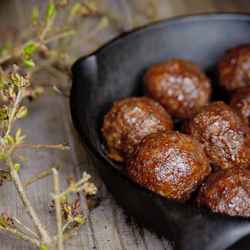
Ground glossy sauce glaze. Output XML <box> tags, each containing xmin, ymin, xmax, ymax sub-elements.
<box><xmin>230</xmin><ymin>86</ymin><xmax>250</xmax><ymax>125</ymax></box>
<box><xmin>143</xmin><ymin>59</ymin><xmax>212</xmax><ymax>121</ymax></box>
<box><xmin>181</xmin><ymin>101</ymin><xmax>250</xmax><ymax>171</ymax></box>
<box><xmin>101</xmin><ymin>96</ymin><xmax>173</xmax><ymax>162</ymax></box>
<box><xmin>195</xmin><ymin>167</ymin><xmax>250</xmax><ymax>217</ymax></box>
<box><xmin>216</xmin><ymin>44</ymin><xmax>250</xmax><ymax>100</ymax></box>
<box><xmin>124</xmin><ymin>131</ymin><xmax>211</xmax><ymax>203</ymax></box>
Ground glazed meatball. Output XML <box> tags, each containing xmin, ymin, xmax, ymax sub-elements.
<box><xmin>181</xmin><ymin>101</ymin><xmax>250</xmax><ymax>171</ymax></box>
<box><xmin>101</xmin><ymin>96</ymin><xmax>173</xmax><ymax>162</ymax></box>
<box><xmin>216</xmin><ymin>44</ymin><xmax>250</xmax><ymax>99</ymax></box>
<box><xmin>124</xmin><ymin>131</ymin><xmax>211</xmax><ymax>203</ymax></box>
<box><xmin>194</xmin><ymin>167</ymin><xmax>250</xmax><ymax>218</ymax></box>
<box><xmin>230</xmin><ymin>86</ymin><xmax>250</xmax><ymax>125</ymax></box>
<box><xmin>143</xmin><ymin>59</ymin><xmax>212</xmax><ymax>121</ymax></box>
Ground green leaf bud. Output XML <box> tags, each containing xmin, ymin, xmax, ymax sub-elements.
<box><xmin>0</xmin><ymin>106</ymin><xmax>7</xmax><ymax>120</ymax></box>
<box><xmin>10</xmin><ymin>71</ymin><xmax>17</xmax><ymax>81</ymax></box>
<box><xmin>0</xmin><ymin>155</ymin><xmax>3</xmax><ymax>160</ymax></box>
<box><xmin>60</xmin><ymin>195</ymin><xmax>68</xmax><ymax>204</ymax></box>
<box><xmin>74</xmin><ymin>214</ymin><xmax>84</xmax><ymax>223</ymax></box>
<box><xmin>7</xmin><ymin>135</ymin><xmax>14</xmax><ymax>144</ymax></box>
<box><xmin>11</xmin><ymin>72</ymin><xmax>21</xmax><ymax>87</ymax></box>
<box><xmin>15</xmin><ymin>128</ymin><xmax>21</xmax><ymax>139</ymax></box>
<box><xmin>23</xmin><ymin>78</ymin><xmax>31</xmax><ymax>87</ymax></box>
<box><xmin>3</xmin><ymin>86</ymin><xmax>9</xmax><ymax>98</ymax></box>
<box><xmin>70</xmin><ymin>2</ymin><xmax>81</xmax><ymax>15</ymax></box>
<box><xmin>40</xmin><ymin>244</ymin><xmax>49</xmax><ymax>250</ymax></box>
<box><xmin>80</xmin><ymin>6</ymin><xmax>88</xmax><ymax>15</ymax></box>
<box><xmin>14</xmin><ymin>163</ymin><xmax>20</xmax><ymax>170</ymax></box>
<box><xmin>0</xmin><ymin>213</ymin><xmax>14</xmax><ymax>228</ymax></box>
<box><xmin>23</xmin><ymin>44</ymin><xmax>35</xmax><ymax>55</ymax></box>
<box><xmin>23</xmin><ymin>58</ymin><xmax>35</xmax><ymax>67</ymax></box>
<box><xmin>46</xmin><ymin>3</ymin><xmax>56</xmax><ymax>20</ymax></box>
<box><xmin>16</xmin><ymin>106</ymin><xmax>28</xmax><ymax>119</ymax></box>
<box><xmin>18</xmin><ymin>135</ymin><xmax>26</xmax><ymax>144</ymax></box>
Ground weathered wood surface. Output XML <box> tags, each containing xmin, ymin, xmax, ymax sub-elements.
<box><xmin>1</xmin><ymin>1</ymin><xmax>250</xmax><ymax>249</ymax></box>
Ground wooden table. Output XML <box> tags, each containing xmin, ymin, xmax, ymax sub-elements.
<box><xmin>1</xmin><ymin>1</ymin><xmax>250</xmax><ymax>249</ymax></box>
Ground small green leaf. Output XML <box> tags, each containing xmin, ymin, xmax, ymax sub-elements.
<box><xmin>46</xmin><ymin>3</ymin><xmax>56</xmax><ymax>20</ymax></box>
<box><xmin>23</xmin><ymin>44</ymin><xmax>35</xmax><ymax>55</ymax></box>
<box><xmin>8</xmin><ymin>86</ymin><xmax>14</xmax><ymax>98</ymax></box>
<box><xmin>23</xmin><ymin>78</ymin><xmax>31</xmax><ymax>87</ymax></box>
<box><xmin>23</xmin><ymin>58</ymin><xmax>35</xmax><ymax>67</ymax></box>
<box><xmin>0</xmin><ymin>224</ymin><xmax>4</xmax><ymax>229</ymax></box>
<box><xmin>14</xmin><ymin>163</ymin><xmax>20</xmax><ymax>170</ymax></box>
<box><xmin>15</xmin><ymin>128</ymin><xmax>21</xmax><ymax>139</ymax></box>
<box><xmin>0</xmin><ymin>155</ymin><xmax>3</xmax><ymax>160</ymax></box>
<box><xmin>17</xmin><ymin>106</ymin><xmax>28</xmax><ymax>119</ymax></box>
<box><xmin>18</xmin><ymin>135</ymin><xmax>26</xmax><ymax>144</ymax></box>
<box><xmin>75</xmin><ymin>215</ymin><xmax>84</xmax><ymax>223</ymax></box>
<box><xmin>7</xmin><ymin>135</ymin><xmax>14</xmax><ymax>144</ymax></box>
<box><xmin>70</xmin><ymin>2</ymin><xmax>81</xmax><ymax>15</ymax></box>
<box><xmin>40</xmin><ymin>244</ymin><xmax>49</xmax><ymax>250</ymax></box>
<box><xmin>60</xmin><ymin>195</ymin><xmax>68</xmax><ymax>204</ymax></box>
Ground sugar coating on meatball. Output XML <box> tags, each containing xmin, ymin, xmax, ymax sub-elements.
<box><xmin>216</xmin><ymin>44</ymin><xmax>250</xmax><ymax>100</ymax></box>
<box><xmin>230</xmin><ymin>86</ymin><xmax>250</xmax><ymax>125</ymax></box>
<box><xmin>101</xmin><ymin>96</ymin><xmax>173</xmax><ymax>162</ymax></box>
<box><xmin>124</xmin><ymin>131</ymin><xmax>211</xmax><ymax>202</ymax></box>
<box><xmin>194</xmin><ymin>167</ymin><xmax>250</xmax><ymax>218</ymax></box>
<box><xmin>143</xmin><ymin>59</ymin><xmax>211</xmax><ymax>121</ymax></box>
<box><xmin>181</xmin><ymin>101</ymin><xmax>250</xmax><ymax>171</ymax></box>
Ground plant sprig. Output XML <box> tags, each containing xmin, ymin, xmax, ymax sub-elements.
<box><xmin>0</xmin><ymin>1</ymin><xmax>160</xmax><ymax>249</ymax></box>
<box><xmin>0</xmin><ymin>69</ymin><xmax>97</xmax><ymax>250</ymax></box>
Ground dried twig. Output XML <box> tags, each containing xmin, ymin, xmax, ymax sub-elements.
<box><xmin>23</xmin><ymin>165</ymin><xmax>60</xmax><ymax>189</ymax></box>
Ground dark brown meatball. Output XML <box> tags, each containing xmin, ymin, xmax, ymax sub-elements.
<box><xmin>216</xmin><ymin>44</ymin><xmax>250</xmax><ymax>99</ymax></box>
<box><xmin>143</xmin><ymin>59</ymin><xmax>212</xmax><ymax>121</ymax></box>
<box><xmin>101</xmin><ymin>96</ymin><xmax>173</xmax><ymax>162</ymax></box>
<box><xmin>124</xmin><ymin>131</ymin><xmax>211</xmax><ymax>203</ymax></box>
<box><xmin>181</xmin><ymin>101</ymin><xmax>250</xmax><ymax>171</ymax></box>
<box><xmin>194</xmin><ymin>167</ymin><xmax>250</xmax><ymax>218</ymax></box>
<box><xmin>230</xmin><ymin>86</ymin><xmax>250</xmax><ymax>125</ymax></box>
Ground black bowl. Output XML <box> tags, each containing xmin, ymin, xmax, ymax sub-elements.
<box><xmin>70</xmin><ymin>13</ymin><xmax>250</xmax><ymax>250</ymax></box>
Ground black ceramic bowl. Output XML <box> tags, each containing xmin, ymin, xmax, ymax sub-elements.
<box><xmin>70</xmin><ymin>14</ymin><xmax>250</xmax><ymax>250</ymax></box>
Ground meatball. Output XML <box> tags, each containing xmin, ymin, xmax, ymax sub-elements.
<box><xmin>181</xmin><ymin>101</ymin><xmax>250</xmax><ymax>171</ymax></box>
<box><xmin>101</xmin><ymin>96</ymin><xmax>173</xmax><ymax>162</ymax></box>
<box><xmin>124</xmin><ymin>131</ymin><xmax>211</xmax><ymax>203</ymax></box>
<box><xmin>216</xmin><ymin>44</ymin><xmax>250</xmax><ymax>100</ymax></box>
<box><xmin>194</xmin><ymin>167</ymin><xmax>250</xmax><ymax>218</ymax></box>
<box><xmin>230</xmin><ymin>86</ymin><xmax>250</xmax><ymax>125</ymax></box>
<box><xmin>142</xmin><ymin>59</ymin><xmax>212</xmax><ymax>121</ymax></box>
